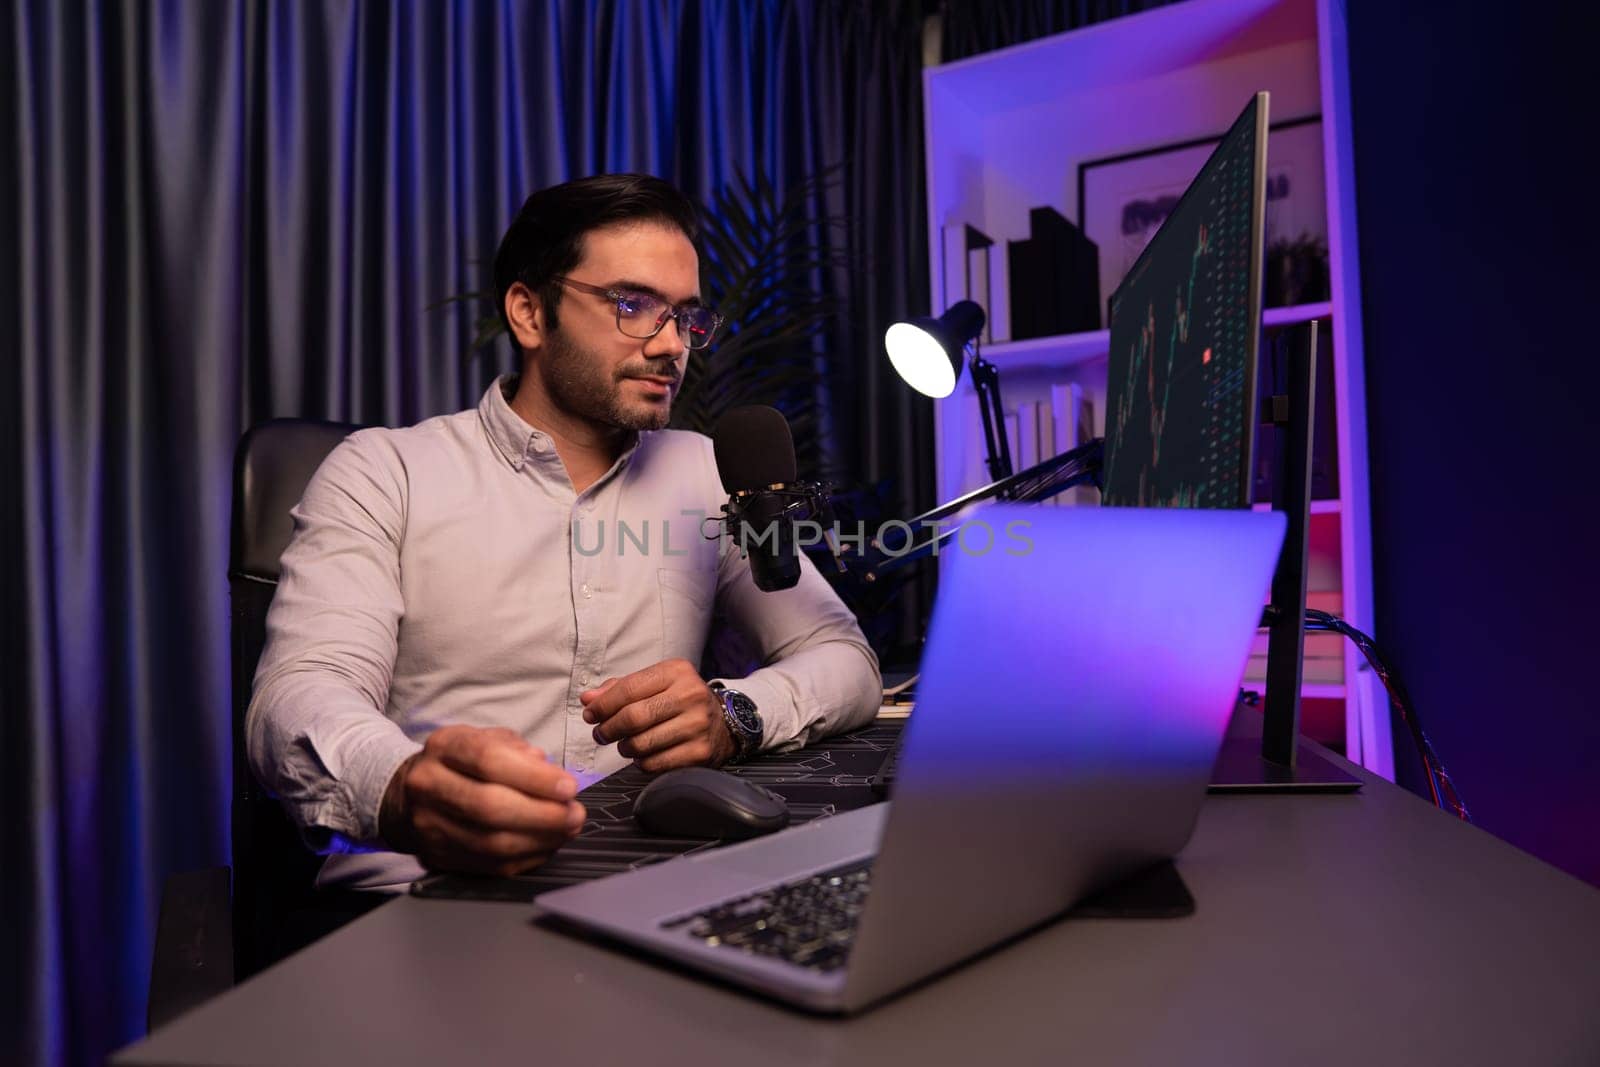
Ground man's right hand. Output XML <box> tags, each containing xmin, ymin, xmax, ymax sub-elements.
<box><xmin>379</xmin><ymin>725</ymin><xmax>586</xmax><ymax>877</ymax></box>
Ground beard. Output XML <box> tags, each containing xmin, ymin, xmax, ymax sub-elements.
<box><xmin>537</xmin><ymin>325</ymin><xmax>679</xmax><ymax>432</ymax></box>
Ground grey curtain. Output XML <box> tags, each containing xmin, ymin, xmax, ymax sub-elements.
<box><xmin>1</xmin><ymin>2</ymin><xmax>929</xmax><ymax>1065</ymax></box>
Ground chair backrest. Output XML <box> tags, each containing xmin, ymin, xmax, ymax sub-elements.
<box><xmin>229</xmin><ymin>418</ymin><xmax>361</xmax><ymax>978</ymax></box>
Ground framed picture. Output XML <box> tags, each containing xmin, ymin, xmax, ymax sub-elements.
<box><xmin>1077</xmin><ymin>116</ymin><xmax>1329</xmax><ymax>311</ymax></box>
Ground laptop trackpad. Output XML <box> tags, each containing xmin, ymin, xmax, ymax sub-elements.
<box><xmin>695</xmin><ymin>803</ymin><xmax>889</xmax><ymax>880</ymax></box>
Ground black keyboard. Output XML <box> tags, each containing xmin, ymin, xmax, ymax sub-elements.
<box><xmin>662</xmin><ymin>860</ymin><xmax>874</xmax><ymax>973</ymax></box>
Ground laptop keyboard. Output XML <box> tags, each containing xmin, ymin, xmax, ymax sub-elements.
<box><xmin>662</xmin><ymin>860</ymin><xmax>874</xmax><ymax>973</ymax></box>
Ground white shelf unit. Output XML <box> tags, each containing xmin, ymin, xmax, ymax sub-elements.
<box><xmin>922</xmin><ymin>0</ymin><xmax>1391</xmax><ymax>775</ymax></box>
<box><xmin>981</xmin><ymin>300</ymin><xmax>1333</xmax><ymax>374</ymax></box>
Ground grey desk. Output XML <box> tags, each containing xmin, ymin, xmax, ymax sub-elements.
<box><xmin>117</xmin><ymin>720</ymin><xmax>1600</xmax><ymax>1067</ymax></box>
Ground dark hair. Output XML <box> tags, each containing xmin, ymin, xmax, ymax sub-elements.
<box><xmin>492</xmin><ymin>173</ymin><xmax>700</xmax><ymax>345</ymax></box>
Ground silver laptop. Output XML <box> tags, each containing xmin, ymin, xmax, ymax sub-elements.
<box><xmin>536</xmin><ymin>504</ymin><xmax>1285</xmax><ymax>1013</ymax></box>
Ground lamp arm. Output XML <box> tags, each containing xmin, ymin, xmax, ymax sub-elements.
<box><xmin>968</xmin><ymin>342</ymin><xmax>1013</xmax><ymax>485</ymax></box>
<box><xmin>845</xmin><ymin>439</ymin><xmax>1104</xmax><ymax>579</ymax></box>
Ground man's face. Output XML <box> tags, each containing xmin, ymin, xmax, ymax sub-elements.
<box><xmin>534</xmin><ymin>221</ymin><xmax>701</xmax><ymax>433</ymax></box>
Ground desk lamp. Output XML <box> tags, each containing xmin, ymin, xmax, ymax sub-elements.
<box><xmin>885</xmin><ymin>300</ymin><xmax>1012</xmax><ymax>484</ymax></box>
<box><xmin>862</xmin><ymin>300</ymin><xmax>1103</xmax><ymax>573</ymax></box>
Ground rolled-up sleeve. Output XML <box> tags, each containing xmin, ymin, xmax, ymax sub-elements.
<box><xmin>711</xmin><ymin>538</ymin><xmax>882</xmax><ymax>753</ymax></box>
<box><xmin>245</xmin><ymin>431</ymin><xmax>423</xmax><ymax>851</ymax></box>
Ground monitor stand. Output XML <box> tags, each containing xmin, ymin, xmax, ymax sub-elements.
<box><xmin>1210</xmin><ymin>734</ymin><xmax>1359</xmax><ymax>792</ymax></box>
<box><xmin>1210</xmin><ymin>320</ymin><xmax>1360</xmax><ymax>793</ymax></box>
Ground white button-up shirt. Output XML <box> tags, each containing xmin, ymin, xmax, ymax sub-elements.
<box><xmin>246</xmin><ymin>376</ymin><xmax>881</xmax><ymax>888</ymax></box>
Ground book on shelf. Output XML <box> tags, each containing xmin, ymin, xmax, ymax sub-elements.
<box><xmin>1048</xmin><ymin>382</ymin><xmax>1098</xmax><ymax>505</ymax></box>
<box><xmin>988</xmin><ymin>236</ymin><xmax>1011</xmax><ymax>343</ymax></box>
<box><xmin>1036</xmin><ymin>400</ymin><xmax>1055</xmax><ymax>505</ymax></box>
<box><xmin>968</xmin><ymin>234</ymin><xmax>994</xmax><ymax>344</ymax></box>
<box><xmin>941</xmin><ymin>221</ymin><xmax>997</xmax><ymax>343</ymax></box>
<box><xmin>959</xmin><ymin>399</ymin><xmax>987</xmax><ymax>496</ymax></box>
<box><xmin>1077</xmin><ymin>391</ymin><xmax>1099</xmax><ymax>504</ymax></box>
<box><xmin>1305</xmin><ymin>591</ymin><xmax>1342</xmax><ymax>613</ymax></box>
<box><xmin>941</xmin><ymin>223</ymin><xmax>965</xmax><ymax>313</ymax></box>
<box><xmin>1049</xmin><ymin>382</ymin><xmax>1081</xmax><ymax>456</ymax></box>
<box><xmin>1244</xmin><ymin>631</ymin><xmax>1346</xmax><ymax>685</ymax></box>
<box><xmin>1030</xmin><ymin>206</ymin><xmax>1100</xmax><ymax>334</ymax></box>
<box><xmin>1015</xmin><ymin>401</ymin><xmax>1040</xmax><ymax>474</ymax></box>
<box><xmin>1007</xmin><ymin>236</ymin><xmax>1051</xmax><ymax>341</ymax></box>
<box><xmin>1243</xmin><ymin>592</ymin><xmax>1348</xmax><ymax>686</ymax></box>
<box><xmin>1007</xmin><ymin>206</ymin><xmax>1101</xmax><ymax>338</ymax></box>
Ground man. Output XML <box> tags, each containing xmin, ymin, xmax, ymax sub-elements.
<box><xmin>247</xmin><ymin>173</ymin><xmax>882</xmax><ymax>890</ymax></box>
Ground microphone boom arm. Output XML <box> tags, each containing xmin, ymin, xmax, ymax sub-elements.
<box><xmin>838</xmin><ymin>438</ymin><xmax>1105</xmax><ymax>579</ymax></box>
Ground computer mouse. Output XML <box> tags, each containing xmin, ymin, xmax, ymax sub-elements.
<box><xmin>632</xmin><ymin>767</ymin><xmax>790</xmax><ymax>841</ymax></box>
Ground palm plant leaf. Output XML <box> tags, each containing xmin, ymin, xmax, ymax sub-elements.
<box><xmin>679</xmin><ymin>166</ymin><xmax>851</xmax><ymax>474</ymax></box>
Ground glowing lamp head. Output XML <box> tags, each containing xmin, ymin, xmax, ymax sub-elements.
<box><xmin>884</xmin><ymin>300</ymin><xmax>986</xmax><ymax>400</ymax></box>
<box><xmin>885</xmin><ymin>321</ymin><xmax>958</xmax><ymax>397</ymax></box>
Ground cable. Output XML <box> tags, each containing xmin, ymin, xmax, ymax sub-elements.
<box><xmin>1299</xmin><ymin>608</ymin><xmax>1471</xmax><ymax>822</ymax></box>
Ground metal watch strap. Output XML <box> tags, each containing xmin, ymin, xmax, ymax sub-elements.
<box><xmin>710</xmin><ymin>682</ymin><xmax>760</xmax><ymax>762</ymax></box>
<box><xmin>709</xmin><ymin>682</ymin><xmax>745</xmax><ymax>762</ymax></box>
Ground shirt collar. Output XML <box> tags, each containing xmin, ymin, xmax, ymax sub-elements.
<box><xmin>479</xmin><ymin>374</ymin><xmax>542</xmax><ymax>471</ymax></box>
<box><xmin>478</xmin><ymin>373</ymin><xmax>647</xmax><ymax>477</ymax></box>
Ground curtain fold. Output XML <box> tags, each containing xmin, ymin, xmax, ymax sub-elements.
<box><xmin>3</xmin><ymin>3</ymin><xmax>928</xmax><ymax>1065</ymax></box>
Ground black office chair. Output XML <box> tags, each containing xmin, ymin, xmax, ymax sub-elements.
<box><xmin>148</xmin><ymin>419</ymin><xmax>361</xmax><ymax>1030</ymax></box>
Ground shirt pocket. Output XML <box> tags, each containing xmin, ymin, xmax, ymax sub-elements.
<box><xmin>657</xmin><ymin>567</ymin><xmax>714</xmax><ymax>667</ymax></box>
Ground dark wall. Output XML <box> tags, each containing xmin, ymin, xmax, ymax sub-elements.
<box><xmin>1346</xmin><ymin>2</ymin><xmax>1599</xmax><ymax>885</ymax></box>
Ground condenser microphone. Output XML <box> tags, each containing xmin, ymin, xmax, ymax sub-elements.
<box><xmin>712</xmin><ymin>406</ymin><xmax>833</xmax><ymax>592</ymax></box>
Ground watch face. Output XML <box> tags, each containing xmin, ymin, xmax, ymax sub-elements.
<box><xmin>725</xmin><ymin>691</ymin><xmax>762</xmax><ymax>736</ymax></box>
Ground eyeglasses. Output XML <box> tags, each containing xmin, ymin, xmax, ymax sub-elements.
<box><xmin>554</xmin><ymin>276</ymin><xmax>724</xmax><ymax>350</ymax></box>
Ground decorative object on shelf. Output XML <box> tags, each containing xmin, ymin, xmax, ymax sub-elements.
<box><xmin>941</xmin><ymin>222</ymin><xmax>998</xmax><ymax>343</ymax></box>
<box><xmin>1007</xmin><ymin>206</ymin><xmax>1100</xmax><ymax>338</ymax></box>
<box><xmin>1078</xmin><ymin>116</ymin><xmax>1328</xmax><ymax>311</ymax></box>
<box><xmin>1263</xmin><ymin>233</ymin><xmax>1331</xmax><ymax>307</ymax></box>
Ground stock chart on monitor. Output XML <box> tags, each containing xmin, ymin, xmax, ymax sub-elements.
<box><xmin>1101</xmin><ymin>93</ymin><xmax>1267</xmax><ymax>509</ymax></box>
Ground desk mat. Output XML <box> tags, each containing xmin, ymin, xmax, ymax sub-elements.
<box><xmin>409</xmin><ymin>717</ymin><xmax>1193</xmax><ymax>919</ymax></box>
<box><xmin>411</xmin><ymin>719</ymin><xmax>905</xmax><ymax>903</ymax></box>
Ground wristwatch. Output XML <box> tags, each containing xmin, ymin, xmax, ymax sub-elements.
<box><xmin>709</xmin><ymin>681</ymin><xmax>764</xmax><ymax>763</ymax></box>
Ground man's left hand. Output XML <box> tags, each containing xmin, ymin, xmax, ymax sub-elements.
<box><xmin>581</xmin><ymin>658</ymin><xmax>738</xmax><ymax>772</ymax></box>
